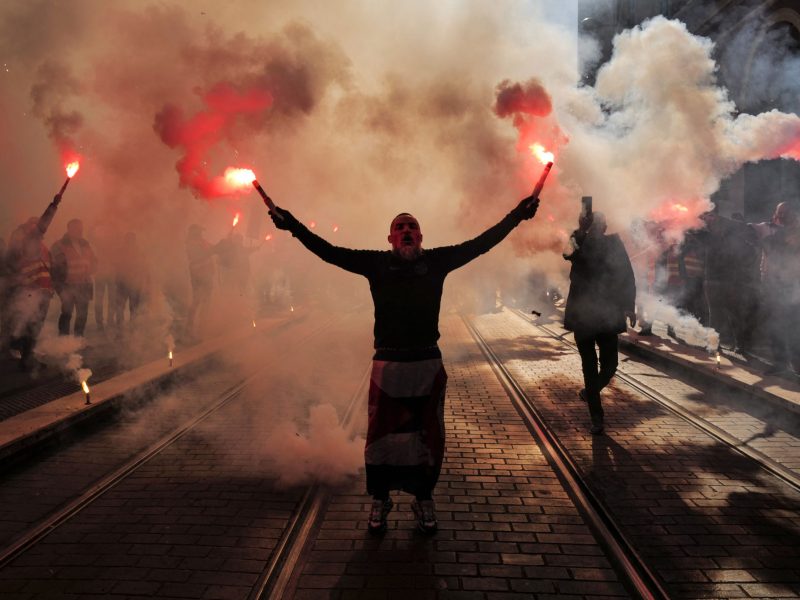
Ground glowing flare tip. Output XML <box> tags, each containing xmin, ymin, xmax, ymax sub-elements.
<box><xmin>65</xmin><ymin>161</ymin><xmax>80</xmax><ymax>178</ymax></box>
<box><xmin>529</xmin><ymin>143</ymin><xmax>554</xmax><ymax>165</ymax></box>
<box><xmin>224</xmin><ymin>167</ymin><xmax>256</xmax><ymax>191</ymax></box>
<box><xmin>232</xmin><ymin>213</ymin><xmax>240</xmax><ymax>227</ymax></box>
<box><xmin>81</xmin><ymin>381</ymin><xmax>90</xmax><ymax>393</ymax></box>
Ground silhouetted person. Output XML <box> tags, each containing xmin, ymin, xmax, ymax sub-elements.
<box><xmin>185</xmin><ymin>224</ymin><xmax>218</xmax><ymax>339</ymax></box>
<box><xmin>699</xmin><ymin>211</ymin><xmax>759</xmax><ymax>353</ymax></box>
<box><xmin>752</xmin><ymin>202</ymin><xmax>800</xmax><ymax>373</ymax></box>
<box><xmin>6</xmin><ymin>195</ymin><xmax>61</xmax><ymax>369</ymax></box>
<box><xmin>91</xmin><ymin>223</ymin><xmax>119</xmax><ymax>332</ymax></box>
<box><xmin>51</xmin><ymin>219</ymin><xmax>97</xmax><ymax>337</ymax></box>
<box><xmin>217</xmin><ymin>232</ymin><xmax>259</xmax><ymax>296</ymax></box>
<box><xmin>115</xmin><ymin>232</ymin><xmax>148</xmax><ymax>325</ymax></box>
<box><xmin>268</xmin><ymin>194</ymin><xmax>540</xmax><ymax>534</ymax></box>
<box><xmin>564</xmin><ymin>212</ymin><xmax>636</xmax><ymax>434</ymax></box>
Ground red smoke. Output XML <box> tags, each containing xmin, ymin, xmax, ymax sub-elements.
<box><xmin>154</xmin><ymin>82</ymin><xmax>273</xmax><ymax>199</ymax></box>
<box><xmin>30</xmin><ymin>60</ymin><xmax>84</xmax><ymax>168</ymax></box>
<box><xmin>494</xmin><ymin>78</ymin><xmax>552</xmax><ymax>124</ymax></box>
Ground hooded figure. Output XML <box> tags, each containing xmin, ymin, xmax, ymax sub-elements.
<box><xmin>564</xmin><ymin>211</ymin><xmax>636</xmax><ymax>434</ymax></box>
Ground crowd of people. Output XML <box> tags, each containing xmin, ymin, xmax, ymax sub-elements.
<box><xmin>1</xmin><ymin>187</ymin><xmax>796</xmax><ymax>535</ymax></box>
<box><xmin>0</xmin><ymin>194</ymin><xmax>149</xmax><ymax>371</ymax></box>
<box><xmin>633</xmin><ymin>201</ymin><xmax>800</xmax><ymax>375</ymax></box>
<box><xmin>0</xmin><ymin>193</ymin><xmax>270</xmax><ymax>371</ymax></box>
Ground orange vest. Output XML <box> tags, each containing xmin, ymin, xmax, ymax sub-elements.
<box><xmin>683</xmin><ymin>251</ymin><xmax>704</xmax><ymax>279</ymax></box>
<box><xmin>17</xmin><ymin>246</ymin><xmax>53</xmax><ymax>291</ymax></box>
<box><xmin>665</xmin><ymin>248</ymin><xmax>683</xmax><ymax>288</ymax></box>
<box><xmin>56</xmin><ymin>239</ymin><xmax>94</xmax><ymax>284</ymax></box>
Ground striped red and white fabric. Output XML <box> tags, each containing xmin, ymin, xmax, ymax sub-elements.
<box><xmin>365</xmin><ymin>358</ymin><xmax>447</xmax><ymax>498</ymax></box>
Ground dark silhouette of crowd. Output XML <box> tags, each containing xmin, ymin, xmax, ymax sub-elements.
<box><xmin>0</xmin><ymin>195</ymin><xmax>151</xmax><ymax>371</ymax></box>
<box><xmin>642</xmin><ymin>202</ymin><xmax>800</xmax><ymax>375</ymax></box>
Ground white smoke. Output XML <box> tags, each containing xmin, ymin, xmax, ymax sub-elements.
<box><xmin>35</xmin><ymin>332</ymin><xmax>93</xmax><ymax>384</ymax></box>
<box><xmin>638</xmin><ymin>292</ymin><xmax>720</xmax><ymax>351</ymax></box>
<box><xmin>261</xmin><ymin>403</ymin><xmax>364</xmax><ymax>487</ymax></box>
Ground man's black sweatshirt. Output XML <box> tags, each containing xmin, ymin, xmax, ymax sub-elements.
<box><xmin>287</xmin><ymin>212</ymin><xmax>522</xmax><ymax>358</ymax></box>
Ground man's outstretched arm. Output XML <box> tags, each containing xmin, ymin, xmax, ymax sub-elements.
<box><xmin>437</xmin><ymin>194</ymin><xmax>540</xmax><ymax>272</ymax></box>
<box><xmin>270</xmin><ymin>207</ymin><xmax>377</xmax><ymax>276</ymax></box>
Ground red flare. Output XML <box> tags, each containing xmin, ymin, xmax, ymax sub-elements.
<box><xmin>529</xmin><ymin>143</ymin><xmax>554</xmax><ymax>165</ymax></box>
<box><xmin>65</xmin><ymin>161</ymin><xmax>80</xmax><ymax>178</ymax></box>
<box><xmin>224</xmin><ymin>167</ymin><xmax>256</xmax><ymax>192</ymax></box>
<box><xmin>232</xmin><ymin>213</ymin><xmax>240</xmax><ymax>227</ymax></box>
<box><xmin>309</xmin><ymin>221</ymin><xmax>316</xmax><ymax>229</ymax></box>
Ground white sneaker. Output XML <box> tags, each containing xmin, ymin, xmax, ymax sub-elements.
<box><xmin>411</xmin><ymin>499</ymin><xmax>437</xmax><ymax>534</ymax></box>
<box><xmin>368</xmin><ymin>498</ymin><xmax>393</xmax><ymax>533</ymax></box>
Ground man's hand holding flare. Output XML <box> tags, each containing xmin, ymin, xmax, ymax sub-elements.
<box><xmin>252</xmin><ymin>179</ymin><xmax>285</xmax><ymax>222</ymax></box>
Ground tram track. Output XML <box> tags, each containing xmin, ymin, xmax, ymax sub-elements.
<box><xmin>507</xmin><ymin>307</ymin><xmax>800</xmax><ymax>494</ymax></box>
<box><xmin>0</xmin><ymin>311</ymin><xmax>351</xmax><ymax>573</ymax></box>
<box><xmin>249</xmin><ymin>363</ymin><xmax>370</xmax><ymax>600</ymax></box>
<box><xmin>462</xmin><ymin>315</ymin><xmax>670</xmax><ymax>600</ymax></box>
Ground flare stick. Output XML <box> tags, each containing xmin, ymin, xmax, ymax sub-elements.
<box><xmin>58</xmin><ymin>177</ymin><xmax>71</xmax><ymax>197</ymax></box>
<box><xmin>252</xmin><ymin>180</ymin><xmax>284</xmax><ymax>221</ymax></box>
<box><xmin>528</xmin><ymin>161</ymin><xmax>554</xmax><ymax>207</ymax></box>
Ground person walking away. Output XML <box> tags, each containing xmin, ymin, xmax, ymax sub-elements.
<box><xmin>267</xmin><ymin>193</ymin><xmax>540</xmax><ymax>534</ymax></box>
<box><xmin>564</xmin><ymin>212</ymin><xmax>636</xmax><ymax>435</ymax></box>
<box><xmin>5</xmin><ymin>195</ymin><xmax>62</xmax><ymax>369</ymax></box>
<box><xmin>115</xmin><ymin>232</ymin><xmax>148</xmax><ymax>326</ymax></box>
<box><xmin>51</xmin><ymin>219</ymin><xmax>97</xmax><ymax>337</ymax></box>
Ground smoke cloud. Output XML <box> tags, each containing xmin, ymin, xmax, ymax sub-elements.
<box><xmin>2</xmin><ymin>3</ymin><xmax>800</xmax><ymax>377</ymax></box>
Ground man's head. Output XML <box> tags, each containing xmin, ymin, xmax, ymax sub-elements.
<box><xmin>388</xmin><ymin>213</ymin><xmax>423</xmax><ymax>260</ymax></box>
<box><xmin>772</xmin><ymin>202</ymin><xmax>797</xmax><ymax>227</ymax></box>
<box><xmin>587</xmin><ymin>211</ymin><xmax>607</xmax><ymax>237</ymax></box>
<box><xmin>67</xmin><ymin>219</ymin><xmax>83</xmax><ymax>240</ymax></box>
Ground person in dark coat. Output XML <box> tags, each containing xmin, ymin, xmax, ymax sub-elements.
<box><xmin>564</xmin><ymin>212</ymin><xmax>636</xmax><ymax>434</ymax></box>
<box><xmin>268</xmin><ymin>194</ymin><xmax>540</xmax><ymax>534</ymax></box>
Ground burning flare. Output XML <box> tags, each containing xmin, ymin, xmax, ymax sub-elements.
<box><xmin>265</xmin><ymin>234</ymin><xmax>273</xmax><ymax>241</ymax></box>
<box><xmin>81</xmin><ymin>380</ymin><xmax>91</xmax><ymax>404</ymax></box>
<box><xmin>232</xmin><ymin>213</ymin><xmax>240</xmax><ymax>227</ymax></box>
<box><xmin>224</xmin><ymin>167</ymin><xmax>256</xmax><ymax>192</ymax></box>
<box><xmin>65</xmin><ymin>161</ymin><xmax>80</xmax><ymax>178</ymax></box>
<box><xmin>529</xmin><ymin>143</ymin><xmax>554</xmax><ymax>165</ymax></box>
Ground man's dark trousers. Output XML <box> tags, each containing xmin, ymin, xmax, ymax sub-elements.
<box><xmin>575</xmin><ymin>331</ymin><xmax>618</xmax><ymax>422</ymax></box>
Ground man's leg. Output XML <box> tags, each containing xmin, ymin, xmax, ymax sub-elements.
<box><xmin>596</xmin><ymin>332</ymin><xmax>619</xmax><ymax>392</ymax></box>
<box><xmin>94</xmin><ymin>279</ymin><xmax>106</xmax><ymax>329</ymax></box>
<box><xmin>58</xmin><ymin>287</ymin><xmax>76</xmax><ymax>335</ymax></box>
<box><xmin>575</xmin><ymin>333</ymin><xmax>604</xmax><ymax>433</ymax></box>
<box><xmin>20</xmin><ymin>291</ymin><xmax>50</xmax><ymax>369</ymax></box>
<box><xmin>74</xmin><ymin>285</ymin><xmax>90</xmax><ymax>337</ymax></box>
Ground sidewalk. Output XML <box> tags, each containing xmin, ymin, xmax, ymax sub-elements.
<box><xmin>0</xmin><ymin>313</ymin><xmax>296</xmax><ymax>465</ymax></box>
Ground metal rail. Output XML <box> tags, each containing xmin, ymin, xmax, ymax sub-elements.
<box><xmin>0</xmin><ymin>312</ymin><xmax>340</xmax><ymax>570</ymax></box>
<box><xmin>509</xmin><ymin>308</ymin><xmax>800</xmax><ymax>494</ymax></box>
<box><xmin>251</xmin><ymin>363</ymin><xmax>371</xmax><ymax>600</ymax></box>
<box><xmin>462</xmin><ymin>315</ymin><xmax>671</xmax><ymax>600</ymax></box>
